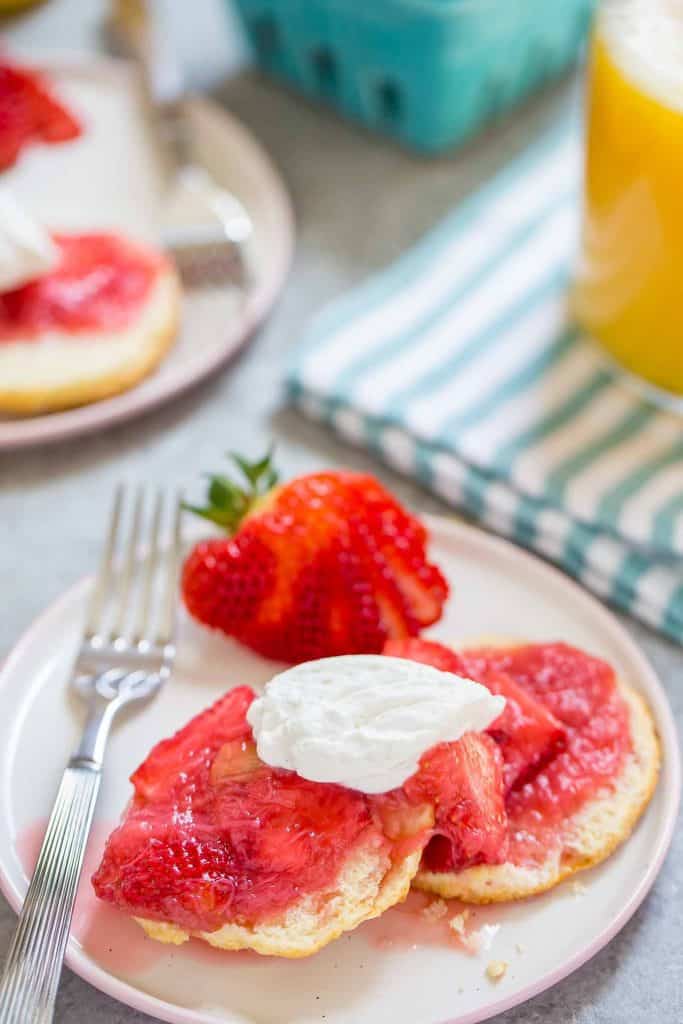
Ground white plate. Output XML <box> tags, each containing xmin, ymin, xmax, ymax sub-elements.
<box><xmin>0</xmin><ymin>55</ymin><xmax>294</xmax><ymax>450</ymax></box>
<box><xmin>0</xmin><ymin>517</ymin><xmax>678</xmax><ymax>1024</ymax></box>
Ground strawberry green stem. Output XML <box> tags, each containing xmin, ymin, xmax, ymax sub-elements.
<box><xmin>183</xmin><ymin>449</ymin><xmax>278</xmax><ymax>532</ymax></box>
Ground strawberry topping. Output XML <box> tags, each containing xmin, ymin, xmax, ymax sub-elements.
<box><xmin>92</xmin><ymin>686</ymin><xmax>507</xmax><ymax>932</ymax></box>
<box><xmin>474</xmin><ymin>670</ymin><xmax>566</xmax><ymax>793</ymax></box>
<box><xmin>0</xmin><ymin>233</ymin><xmax>163</xmax><ymax>341</ymax></box>
<box><xmin>412</xmin><ymin>735</ymin><xmax>508</xmax><ymax>873</ymax></box>
<box><xmin>0</xmin><ymin>57</ymin><xmax>80</xmax><ymax>171</ymax></box>
<box><xmin>383</xmin><ymin>637</ymin><xmax>465</xmax><ymax>675</ymax></box>
<box><xmin>383</xmin><ymin>638</ymin><xmax>566</xmax><ymax>793</ymax></box>
<box><xmin>460</xmin><ymin>643</ymin><xmax>632</xmax><ymax>866</ymax></box>
<box><xmin>383</xmin><ymin>638</ymin><xmax>631</xmax><ymax>869</ymax></box>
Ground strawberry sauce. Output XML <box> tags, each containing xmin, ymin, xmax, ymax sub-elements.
<box><xmin>0</xmin><ymin>233</ymin><xmax>161</xmax><ymax>341</ymax></box>
<box><xmin>92</xmin><ymin>644</ymin><xmax>632</xmax><ymax>934</ymax></box>
<box><xmin>0</xmin><ymin>57</ymin><xmax>80</xmax><ymax>170</ymax></box>
<box><xmin>92</xmin><ymin>687</ymin><xmax>506</xmax><ymax>934</ymax></box>
<box><xmin>461</xmin><ymin>643</ymin><xmax>632</xmax><ymax>866</ymax></box>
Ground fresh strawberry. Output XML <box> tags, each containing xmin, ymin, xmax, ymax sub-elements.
<box><xmin>383</xmin><ymin>637</ymin><xmax>566</xmax><ymax>793</ymax></box>
<box><xmin>182</xmin><ymin>453</ymin><xmax>449</xmax><ymax>663</ymax></box>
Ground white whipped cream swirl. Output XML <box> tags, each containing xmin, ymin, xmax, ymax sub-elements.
<box><xmin>247</xmin><ymin>655</ymin><xmax>504</xmax><ymax>795</ymax></box>
<box><xmin>0</xmin><ymin>188</ymin><xmax>58</xmax><ymax>292</ymax></box>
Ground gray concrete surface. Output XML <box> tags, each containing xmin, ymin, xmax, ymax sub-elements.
<box><xmin>1</xmin><ymin>2</ymin><xmax>681</xmax><ymax>1021</ymax></box>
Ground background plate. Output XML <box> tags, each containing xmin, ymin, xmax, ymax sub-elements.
<box><xmin>0</xmin><ymin>54</ymin><xmax>294</xmax><ymax>450</ymax></box>
<box><xmin>0</xmin><ymin>517</ymin><xmax>678</xmax><ymax>1024</ymax></box>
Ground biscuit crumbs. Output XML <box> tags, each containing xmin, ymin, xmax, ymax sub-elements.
<box><xmin>486</xmin><ymin>960</ymin><xmax>508</xmax><ymax>982</ymax></box>
<box><xmin>422</xmin><ymin>898</ymin><xmax>448</xmax><ymax>923</ymax></box>
<box><xmin>448</xmin><ymin>910</ymin><xmax>470</xmax><ymax>936</ymax></box>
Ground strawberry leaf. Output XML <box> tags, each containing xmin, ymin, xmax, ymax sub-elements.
<box><xmin>184</xmin><ymin>449</ymin><xmax>278</xmax><ymax>534</ymax></box>
<box><xmin>182</xmin><ymin>502</ymin><xmax>237</xmax><ymax>529</ymax></box>
<box><xmin>207</xmin><ymin>475</ymin><xmax>236</xmax><ymax>509</ymax></box>
<box><xmin>229</xmin><ymin>448</ymin><xmax>278</xmax><ymax>495</ymax></box>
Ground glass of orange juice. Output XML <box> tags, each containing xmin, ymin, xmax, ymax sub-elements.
<box><xmin>572</xmin><ymin>0</ymin><xmax>683</xmax><ymax>410</ymax></box>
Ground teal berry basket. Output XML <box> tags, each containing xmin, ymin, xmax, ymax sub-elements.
<box><xmin>231</xmin><ymin>0</ymin><xmax>596</xmax><ymax>153</ymax></box>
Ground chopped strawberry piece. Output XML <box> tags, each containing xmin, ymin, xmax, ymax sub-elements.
<box><xmin>410</xmin><ymin>735</ymin><xmax>508</xmax><ymax>872</ymax></box>
<box><xmin>30</xmin><ymin>88</ymin><xmax>80</xmax><ymax>142</ymax></box>
<box><xmin>477</xmin><ymin>671</ymin><xmax>565</xmax><ymax>793</ymax></box>
<box><xmin>0</xmin><ymin>58</ymin><xmax>80</xmax><ymax>171</ymax></box>
<box><xmin>460</xmin><ymin>643</ymin><xmax>617</xmax><ymax>730</ymax></box>
<box><xmin>0</xmin><ymin>101</ymin><xmax>23</xmax><ymax>169</ymax></box>
<box><xmin>383</xmin><ymin>637</ymin><xmax>465</xmax><ymax>675</ymax></box>
<box><xmin>460</xmin><ymin>643</ymin><xmax>632</xmax><ymax>867</ymax></box>
<box><xmin>131</xmin><ymin>686</ymin><xmax>254</xmax><ymax>803</ymax></box>
<box><xmin>383</xmin><ymin>637</ymin><xmax>566</xmax><ymax>793</ymax></box>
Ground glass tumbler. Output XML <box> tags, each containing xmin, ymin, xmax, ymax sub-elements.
<box><xmin>572</xmin><ymin>0</ymin><xmax>683</xmax><ymax>410</ymax></box>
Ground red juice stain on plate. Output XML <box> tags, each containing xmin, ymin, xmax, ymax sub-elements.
<box><xmin>17</xmin><ymin>819</ymin><xmax>164</xmax><ymax>976</ymax></box>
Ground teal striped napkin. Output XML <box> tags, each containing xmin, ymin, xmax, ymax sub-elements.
<box><xmin>287</xmin><ymin>122</ymin><xmax>683</xmax><ymax>645</ymax></box>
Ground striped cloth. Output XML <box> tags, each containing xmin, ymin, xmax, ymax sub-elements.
<box><xmin>287</xmin><ymin>121</ymin><xmax>683</xmax><ymax>645</ymax></box>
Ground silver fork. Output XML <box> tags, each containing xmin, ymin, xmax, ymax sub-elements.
<box><xmin>0</xmin><ymin>486</ymin><xmax>183</xmax><ymax>1024</ymax></box>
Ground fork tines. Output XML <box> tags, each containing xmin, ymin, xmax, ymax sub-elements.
<box><xmin>85</xmin><ymin>486</ymin><xmax>183</xmax><ymax>657</ymax></box>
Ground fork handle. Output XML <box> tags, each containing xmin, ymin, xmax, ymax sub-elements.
<box><xmin>0</xmin><ymin>762</ymin><xmax>101</xmax><ymax>1024</ymax></box>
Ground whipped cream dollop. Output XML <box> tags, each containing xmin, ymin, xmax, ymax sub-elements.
<box><xmin>0</xmin><ymin>189</ymin><xmax>58</xmax><ymax>292</ymax></box>
<box><xmin>247</xmin><ymin>655</ymin><xmax>505</xmax><ymax>794</ymax></box>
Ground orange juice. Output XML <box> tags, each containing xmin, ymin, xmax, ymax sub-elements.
<box><xmin>573</xmin><ymin>0</ymin><xmax>683</xmax><ymax>400</ymax></box>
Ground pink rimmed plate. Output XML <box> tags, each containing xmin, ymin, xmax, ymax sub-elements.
<box><xmin>0</xmin><ymin>54</ymin><xmax>294</xmax><ymax>450</ymax></box>
<box><xmin>0</xmin><ymin>517</ymin><xmax>678</xmax><ymax>1023</ymax></box>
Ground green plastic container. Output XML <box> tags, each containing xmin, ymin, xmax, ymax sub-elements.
<box><xmin>231</xmin><ymin>0</ymin><xmax>596</xmax><ymax>152</ymax></box>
